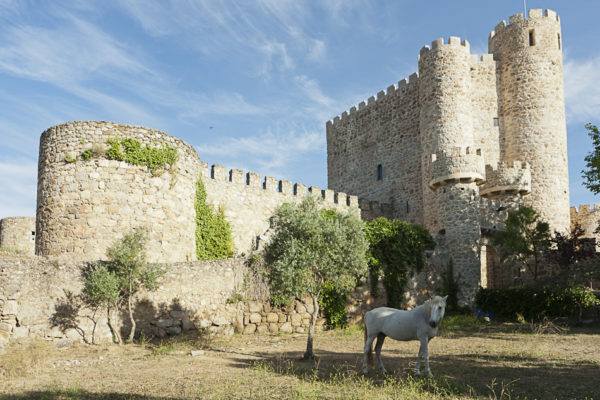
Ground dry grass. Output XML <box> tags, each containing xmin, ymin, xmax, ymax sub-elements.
<box><xmin>0</xmin><ymin>319</ymin><xmax>599</xmax><ymax>399</ymax></box>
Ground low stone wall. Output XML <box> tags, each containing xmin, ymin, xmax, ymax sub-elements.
<box><xmin>0</xmin><ymin>256</ymin><xmax>249</xmax><ymax>346</ymax></box>
<box><xmin>0</xmin><ymin>217</ymin><xmax>35</xmax><ymax>256</ymax></box>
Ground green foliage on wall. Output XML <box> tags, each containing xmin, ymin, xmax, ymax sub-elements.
<box><xmin>80</xmin><ymin>149</ymin><xmax>93</xmax><ymax>161</ymax></box>
<box><xmin>194</xmin><ymin>178</ymin><xmax>234</xmax><ymax>260</ymax></box>
<box><xmin>364</xmin><ymin>217</ymin><xmax>435</xmax><ymax>308</ymax></box>
<box><xmin>105</xmin><ymin>137</ymin><xmax>179</xmax><ymax>175</ymax></box>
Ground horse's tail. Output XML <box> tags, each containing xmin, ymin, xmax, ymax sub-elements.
<box><xmin>364</xmin><ymin>314</ymin><xmax>373</xmax><ymax>366</ymax></box>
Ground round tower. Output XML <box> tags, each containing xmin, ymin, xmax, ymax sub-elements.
<box><xmin>36</xmin><ymin>121</ymin><xmax>201</xmax><ymax>262</ymax></box>
<box><xmin>418</xmin><ymin>37</ymin><xmax>484</xmax><ymax>303</ymax></box>
<box><xmin>489</xmin><ymin>9</ymin><xmax>569</xmax><ymax>233</ymax></box>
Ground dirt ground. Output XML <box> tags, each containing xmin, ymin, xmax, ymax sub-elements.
<box><xmin>1</xmin><ymin>322</ymin><xmax>599</xmax><ymax>399</ymax></box>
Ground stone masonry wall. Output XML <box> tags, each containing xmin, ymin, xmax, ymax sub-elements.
<box><xmin>201</xmin><ymin>163</ymin><xmax>359</xmax><ymax>253</ymax></box>
<box><xmin>36</xmin><ymin>121</ymin><xmax>201</xmax><ymax>263</ymax></box>
<box><xmin>0</xmin><ymin>255</ymin><xmax>369</xmax><ymax>347</ymax></box>
<box><xmin>326</xmin><ymin>75</ymin><xmax>423</xmax><ymax>224</ymax></box>
<box><xmin>571</xmin><ymin>205</ymin><xmax>600</xmax><ymax>246</ymax></box>
<box><xmin>0</xmin><ymin>217</ymin><xmax>35</xmax><ymax>255</ymax></box>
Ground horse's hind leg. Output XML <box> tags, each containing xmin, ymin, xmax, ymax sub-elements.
<box><xmin>374</xmin><ymin>333</ymin><xmax>387</xmax><ymax>374</ymax></box>
<box><xmin>362</xmin><ymin>331</ymin><xmax>376</xmax><ymax>374</ymax></box>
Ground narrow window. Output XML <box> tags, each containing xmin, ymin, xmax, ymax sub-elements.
<box><xmin>557</xmin><ymin>33</ymin><xmax>561</xmax><ymax>50</ymax></box>
<box><xmin>529</xmin><ymin>30</ymin><xmax>535</xmax><ymax>46</ymax></box>
<box><xmin>493</xmin><ymin>117</ymin><xmax>499</xmax><ymax>127</ymax></box>
<box><xmin>377</xmin><ymin>164</ymin><xmax>383</xmax><ymax>181</ymax></box>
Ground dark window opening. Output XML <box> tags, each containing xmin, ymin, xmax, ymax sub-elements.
<box><xmin>493</xmin><ymin>117</ymin><xmax>499</xmax><ymax>127</ymax></box>
<box><xmin>31</xmin><ymin>231</ymin><xmax>35</xmax><ymax>236</ymax></box>
<box><xmin>557</xmin><ymin>33</ymin><xmax>561</xmax><ymax>50</ymax></box>
<box><xmin>377</xmin><ymin>164</ymin><xmax>383</xmax><ymax>181</ymax></box>
<box><xmin>529</xmin><ymin>30</ymin><xmax>535</xmax><ymax>46</ymax></box>
<box><xmin>438</xmin><ymin>229</ymin><xmax>446</xmax><ymax>235</ymax></box>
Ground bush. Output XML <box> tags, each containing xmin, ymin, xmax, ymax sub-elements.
<box><xmin>321</xmin><ymin>281</ymin><xmax>348</xmax><ymax>330</ymax></box>
<box><xmin>475</xmin><ymin>284</ymin><xmax>599</xmax><ymax>321</ymax></box>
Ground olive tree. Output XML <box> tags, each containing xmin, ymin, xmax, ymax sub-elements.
<box><xmin>82</xmin><ymin>228</ymin><xmax>164</xmax><ymax>344</ymax></box>
<box><xmin>264</xmin><ymin>197</ymin><xmax>368</xmax><ymax>359</ymax></box>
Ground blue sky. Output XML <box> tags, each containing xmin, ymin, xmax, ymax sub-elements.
<box><xmin>1</xmin><ymin>0</ymin><xmax>599</xmax><ymax>220</ymax></box>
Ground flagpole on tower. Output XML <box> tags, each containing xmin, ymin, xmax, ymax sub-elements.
<box><xmin>524</xmin><ymin>0</ymin><xmax>527</xmax><ymax>15</ymax></box>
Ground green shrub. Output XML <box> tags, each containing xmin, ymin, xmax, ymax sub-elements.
<box><xmin>321</xmin><ymin>281</ymin><xmax>349</xmax><ymax>329</ymax></box>
<box><xmin>475</xmin><ymin>284</ymin><xmax>599</xmax><ymax>321</ymax></box>
<box><xmin>364</xmin><ymin>218</ymin><xmax>435</xmax><ymax>308</ymax></box>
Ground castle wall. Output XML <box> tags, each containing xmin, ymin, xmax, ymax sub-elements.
<box><xmin>489</xmin><ymin>9</ymin><xmax>570</xmax><ymax>233</ymax></box>
<box><xmin>36</xmin><ymin>122</ymin><xmax>201</xmax><ymax>263</ymax></box>
<box><xmin>326</xmin><ymin>75</ymin><xmax>423</xmax><ymax>224</ymax></box>
<box><xmin>0</xmin><ymin>217</ymin><xmax>35</xmax><ymax>255</ymax></box>
<box><xmin>200</xmin><ymin>163</ymin><xmax>359</xmax><ymax>253</ymax></box>
<box><xmin>571</xmin><ymin>205</ymin><xmax>600</xmax><ymax>246</ymax></box>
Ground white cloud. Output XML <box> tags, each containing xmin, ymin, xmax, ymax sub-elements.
<box><xmin>195</xmin><ymin>129</ymin><xmax>324</xmax><ymax>175</ymax></box>
<box><xmin>564</xmin><ymin>55</ymin><xmax>600</xmax><ymax>123</ymax></box>
<box><xmin>0</xmin><ymin>159</ymin><xmax>37</xmax><ymax>219</ymax></box>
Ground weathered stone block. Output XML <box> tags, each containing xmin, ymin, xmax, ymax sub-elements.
<box><xmin>290</xmin><ymin>314</ymin><xmax>302</xmax><ymax>326</ymax></box>
<box><xmin>243</xmin><ymin>324</ymin><xmax>256</xmax><ymax>334</ymax></box>
<box><xmin>249</xmin><ymin>313</ymin><xmax>262</xmax><ymax>324</ymax></box>
<box><xmin>248</xmin><ymin>301</ymin><xmax>263</xmax><ymax>313</ymax></box>
<box><xmin>256</xmin><ymin>324</ymin><xmax>269</xmax><ymax>335</ymax></box>
<box><xmin>266</xmin><ymin>313</ymin><xmax>278</xmax><ymax>323</ymax></box>
<box><xmin>268</xmin><ymin>323</ymin><xmax>279</xmax><ymax>333</ymax></box>
<box><xmin>279</xmin><ymin>322</ymin><xmax>292</xmax><ymax>333</ymax></box>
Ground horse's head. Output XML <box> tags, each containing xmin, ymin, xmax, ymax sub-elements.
<box><xmin>427</xmin><ymin>295</ymin><xmax>448</xmax><ymax>328</ymax></box>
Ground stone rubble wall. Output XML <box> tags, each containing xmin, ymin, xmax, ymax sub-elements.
<box><xmin>0</xmin><ymin>217</ymin><xmax>35</xmax><ymax>255</ymax></box>
<box><xmin>571</xmin><ymin>205</ymin><xmax>600</xmax><ymax>247</ymax></box>
<box><xmin>36</xmin><ymin>121</ymin><xmax>201</xmax><ymax>263</ymax></box>
<box><xmin>326</xmin><ymin>74</ymin><xmax>423</xmax><ymax>224</ymax></box>
<box><xmin>201</xmin><ymin>163</ymin><xmax>360</xmax><ymax>253</ymax></box>
<box><xmin>489</xmin><ymin>9</ymin><xmax>570</xmax><ymax>233</ymax></box>
<box><xmin>0</xmin><ymin>255</ymin><xmax>374</xmax><ymax>347</ymax></box>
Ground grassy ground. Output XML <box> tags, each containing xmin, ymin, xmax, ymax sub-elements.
<box><xmin>1</xmin><ymin>316</ymin><xmax>599</xmax><ymax>399</ymax></box>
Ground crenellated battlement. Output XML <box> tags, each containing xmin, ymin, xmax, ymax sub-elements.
<box><xmin>327</xmin><ymin>73</ymin><xmax>419</xmax><ymax>128</ymax></box>
<box><xmin>199</xmin><ymin>162</ymin><xmax>358</xmax><ymax>208</ymax></box>
<box><xmin>428</xmin><ymin>147</ymin><xmax>485</xmax><ymax>190</ymax></box>
<box><xmin>469</xmin><ymin>53</ymin><xmax>495</xmax><ymax>66</ymax></box>
<box><xmin>479</xmin><ymin>161</ymin><xmax>531</xmax><ymax>199</ymax></box>
<box><xmin>419</xmin><ymin>36</ymin><xmax>470</xmax><ymax>58</ymax></box>
<box><xmin>489</xmin><ymin>9</ymin><xmax>560</xmax><ymax>40</ymax></box>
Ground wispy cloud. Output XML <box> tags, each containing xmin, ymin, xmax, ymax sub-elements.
<box><xmin>564</xmin><ymin>55</ymin><xmax>600</xmax><ymax>123</ymax></box>
<box><xmin>195</xmin><ymin>129</ymin><xmax>324</xmax><ymax>175</ymax></box>
<box><xmin>0</xmin><ymin>159</ymin><xmax>37</xmax><ymax>218</ymax></box>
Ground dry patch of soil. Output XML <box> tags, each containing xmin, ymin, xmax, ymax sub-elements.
<box><xmin>1</xmin><ymin>323</ymin><xmax>599</xmax><ymax>399</ymax></box>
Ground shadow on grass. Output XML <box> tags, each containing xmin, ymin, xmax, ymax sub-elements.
<box><xmin>0</xmin><ymin>391</ymin><xmax>182</xmax><ymax>400</ymax></box>
<box><xmin>222</xmin><ymin>343</ymin><xmax>600</xmax><ymax>400</ymax></box>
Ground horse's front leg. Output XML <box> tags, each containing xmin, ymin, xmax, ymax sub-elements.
<box><xmin>419</xmin><ymin>337</ymin><xmax>433</xmax><ymax>378</ymax></box>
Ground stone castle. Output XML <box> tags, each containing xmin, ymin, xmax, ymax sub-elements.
<box><xmin>1</xmin><ymin>9</ymin><xmax>599</xmax><ymax>344</ymax></box>
<box><xmin>328</xmin><ymin>8</ymin><xmax>576</xmax><ymax>301</ymax></box>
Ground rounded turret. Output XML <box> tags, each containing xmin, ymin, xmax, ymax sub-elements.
<box><xmin>418</xmin><ymin>38</ymin><xmax>482</xmax><ymax>303</ymax></box>
<box><xmin>36</xmin><ymin>121</ymin><xmax>201</xmax><ymax>262</ymax></box>
<box><xmin>489</xmin><ymin>9</ymin><xmax>569</xmax><ymax>232</ymax></box>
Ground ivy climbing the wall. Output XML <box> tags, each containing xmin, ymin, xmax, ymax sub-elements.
<box><xmin>195</xmin><ymin>178</ymin><xmax>234</xmax><ymax>260</ymax></box>
<box><xmin>364</xmin><ymin>217</ymin><xmax>435</xmax><ymax>308</ymax></box>
<box><xmin>105</xmin><ymin>137</ymin><xmax>179</xmax><ymax>176</ymax></box>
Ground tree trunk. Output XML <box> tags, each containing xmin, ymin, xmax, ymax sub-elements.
<box><xmin>127</xmin><ymin>284</ymin><xmax>136</xmax><ymax>342</ymax></box>
<box><xmin>304</xmin><ymin>295</ymin><xmax>319</xmax><ymax>359</ymax></box>
<box><xmin>107</xmin><ymin>305</ymin><xmax>122</xmax><ymax>345</ymax></box>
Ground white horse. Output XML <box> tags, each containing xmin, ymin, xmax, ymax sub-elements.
<box><xmin>362</xmin><ymin>295</ymin><xmax>448</xmax><ymax>378</ymax></box>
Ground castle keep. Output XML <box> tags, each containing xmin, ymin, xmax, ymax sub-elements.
<box><xmin>327</xmin><ymin>9</ymin><xmax>570</xmax><ymax>301</ymax></box>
